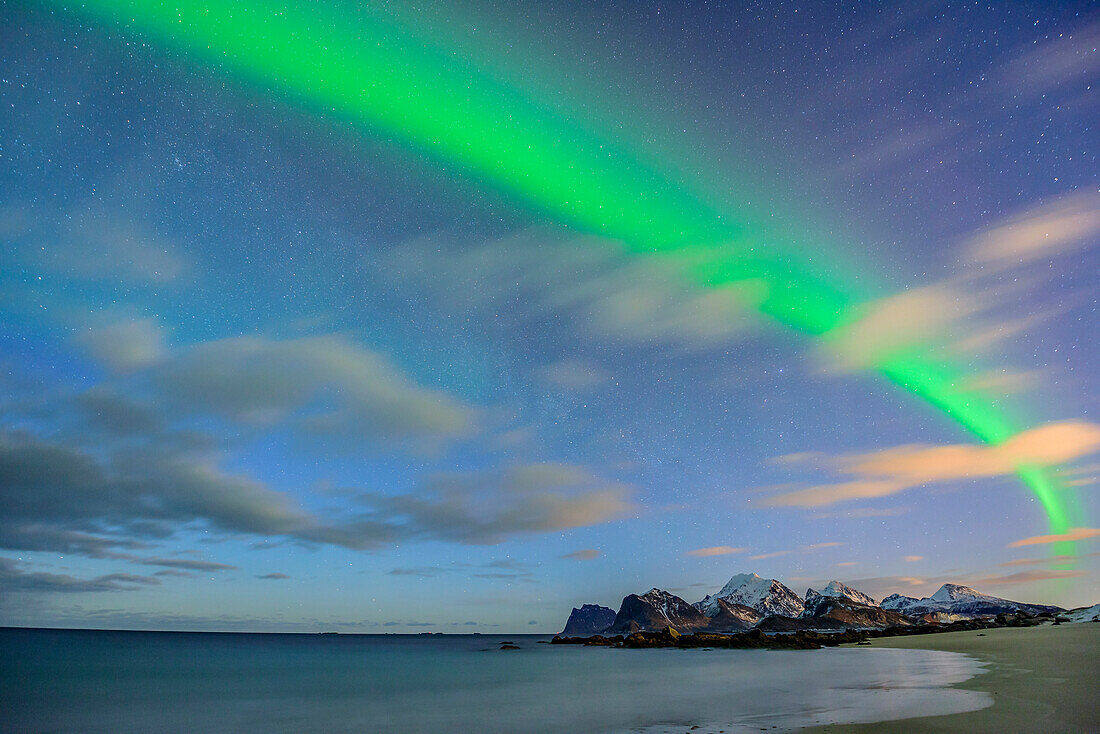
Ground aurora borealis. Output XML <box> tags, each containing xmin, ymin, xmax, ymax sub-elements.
<box><xmin>2</xmin><ymin>1</ymin><xmax>1098</xmax><ymax>631</ymax></box>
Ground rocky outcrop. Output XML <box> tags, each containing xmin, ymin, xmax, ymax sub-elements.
<box><xmin>800</xmin><ymin>595</ymin><xmax>913</xmax><ymax>629</ymax></box>
<box><xmin>607</xmin><ymin>589</ymin><xmax>712</xmax><ymax>633</ymax></box>
<box><xmin>560</xmin><ymin>604</ymin><xmax>616</xmax><ymax>636</ymax></box>
<box><xmin>706</xmin><ymin>598</ymin><xmax>761</xmax><ymax>631</ymax></box>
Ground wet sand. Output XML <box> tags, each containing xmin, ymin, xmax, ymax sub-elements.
<box><xmin>802</xmin><ymin>623</ymin><xmax>1100</xmax><ymax>733</ymax></box>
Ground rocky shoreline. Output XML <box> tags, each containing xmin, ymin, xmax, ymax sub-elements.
<box><xmin>551</xmin><ymin>610</ymin><xmax>1051</xmax><ymax>650</ymax></box>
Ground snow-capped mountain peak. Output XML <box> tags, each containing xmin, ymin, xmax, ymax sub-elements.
<box><xmin>882</xmin><ymin>583</ymin><xmax>1063</xmax><ymax>618</ymax></box>
<box><xmin>929</xmin><ymin>583</ymin><xmax>994</xmax><ymax>603</ymax></box>
<box><xmin>694</xmin><ymin>572</ymin><xmax>804</xmax><ymax>618</ymax></box>
<box><xmin>639</xmin><ymin>588</ymin><xmax>696</xmax><ymax>624</ymax></box>
<box><xmin>821</xmin><ymin>580</ymin><xmax>877</xmax><ymax>607</ymax></box>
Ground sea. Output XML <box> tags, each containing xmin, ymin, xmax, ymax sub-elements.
<box><xmin>0</xmin><ymin>627</ymin><xmax>991</xmax><ymax>733</ymax></box>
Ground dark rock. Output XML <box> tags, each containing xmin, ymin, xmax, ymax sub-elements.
<box><xmin>799</xmin><ymin>595</ymin><xmax>913</xmax><ymax>630</ymax></box>
<box><xmin>607</xmin><ymin>589</ymin><xmax>712</xmax><ymax>633</ymax></box>
<box><xmin>705</xmin><ymin>598</ymin><xmax>761</xmax><ymax>631</ymax></box>
<box><xmin>560</xmin><ymin>603</ymin><xmax>617</xmax><ymax>636</ymax></box>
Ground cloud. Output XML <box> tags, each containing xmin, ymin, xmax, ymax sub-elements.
<box><xmin>0</xmin><ymin>429</ymin><xmax>319</xmax><ymax>553</ymax></box>
<box><xmin>0</xmin><ymin>427</ymin><xmax>633</xmax><ymax>559</ymax></box>
<box><xmin>904</xmin><ymin>555</ymin><xmax>924</xmax><ymax>562</ymax></box>
<box><xmin>820</xmin><ymin>282</ymin><xmax>979</xmax><ymax>372</ymax></box>
<box><xmin>388</xmin><ymin>567</ymin><xmax>449</xmax><ymax>577</ymax></box>
<box><xmin>802</xmin><ymin>542</ymin><xmax>844</xmax><ymax>551</ymax></box>
<box><xmin>137</xmin><ymin>558</ymin><xmax>238</xmax><ymax>572</ymax></box>
<box><xmin>528</xmin><ymin>620</ymin><xmax>538</xmax><ymax>625</ymax></box>
<box><xmin>74</xmin><ymin>387</ymin><xmax>164</xmax><ymax>436</ymax></box>
<box><xmin>973</xmin><ymin>569</ymin><xmax>1088</xmax><ymax>587</ymax></box>
<box><xmin>258</xmin><ymin>572</ymin><xmax>290</xmax><ymax>580</ymax></box>
<box><xmin>684</xmin><ymin>545</ymin><xmax>747</xmax><ymax>558</ymax></box>
<box><xmin>836</xmin><ymin>561</ymin><xmax>857</xmax><ymax>567</ymax></box>
<box><xmin>156</xmin><ymin>334</ymin><xmax>475</xmax><ymax>446</ymax></box>
<box><xmin>153</xmin><ymin>569</ymin><xmax>193</xmax><ymax>578</ymax></box>
<box><xmin>748</xmin><ymin>550</ymin><xmax>791</xmax><ymax>560</ymax></box>
<box><xmin>999</xmin><ymin>556</ymin><xmax>1072</xmax><ymax>568</ymax></box>
<box><xmin>41</xmin><ymin>206</ymin><xmax>192</xmax><ymax>284</ymax></box>
<box><xmin>357</xmin><ymin>462</ymin><xmax>635</xmax><ymax>545</ymax></box>
<box><xmin>965</xmin><ymin>192</ymin><xmax>1100</xmax><ymax>268</ymax></box>
<box><xmin>818</xmin><ymin>193</ymin><xmax>1097</xmax><ymax>384</ymax></box>
<box><xmin>0</xmin><ymin>557</ymin><xmax>160</xmax><ymax>593</ymax></box>
<box><xmin>76</xmin><ymin>319</ymin><xmax>168</xmax><ymax>373</ymax></box>
<box><xmin>0</xmin><ymin>526</ymin><xmax>151</xmax><ymax>559</ymax></box>
<box><xmin>1007</xmin><ymin>527</ymin><xmax>1100</xmax><ymax>548</ymax></box>
<box><xmin>537</xmin><ymin>359</ymin><xmax>610</xmax><ymax>391</ymax></box>
<box><xmin>997</xmin><ymin>21</ymin><xmax>1100</xmax><ymax>102</ymax></box>
<box><xmin>746</xmin><ymin>541</ymin><xmax>843</xmax><ymax>560</ymax></box>
<box><xmin>762</xmin><ymin>420</ymin><xmax>1100</xmax><ymax>508</ymax></box>
<box><xmin>562</xmin><ymin>549</ymin><xmax>601</xmax><ymax>561</ymax></box>
<box><xmin>381</xmin><ymin>230</ymin><xmax>761</xmax><ymax>350</ymax></box>
<box><xmin>811</xmin><ymin>506</ymin><xmax>909</xmax><ymax>520</ymax></box>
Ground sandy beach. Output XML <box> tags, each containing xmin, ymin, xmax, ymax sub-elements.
<box><xmin>802</xmin><ymin>623</ymin><xmax>1100</xmax><ymax>733</ymax></box>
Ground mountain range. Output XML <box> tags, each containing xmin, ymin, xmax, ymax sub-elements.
<box><xmin>881</xmin><ymin>583</ymin><xmax>1063</xmax><ymax>619</ymax></box>
<box><xmin>561</xmin><ymin>571</ymin><xmax>1075</xmax><ymax>636</ymax></box>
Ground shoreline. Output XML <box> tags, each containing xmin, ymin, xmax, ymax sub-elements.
<box><xmin>800</xmin><ymin>623</ymin><xmax>1099</xmax><ymax>733</ymax></box>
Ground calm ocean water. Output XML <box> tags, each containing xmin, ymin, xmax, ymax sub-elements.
<box><xmin>0</xmin><ymin>628</ymin><xmax>989</xmax><ymax>733</ymax></box>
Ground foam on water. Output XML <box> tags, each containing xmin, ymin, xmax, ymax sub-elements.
<box><xmin>0</xmin><ymin>628</ymin><xmax>990</xmax><ymax>733</ymax></box>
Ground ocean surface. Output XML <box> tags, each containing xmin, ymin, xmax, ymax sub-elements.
<box><xmin>0</xmin><ymin>628</ymin><xmax>990</xmax><ymax>733</ymax></box>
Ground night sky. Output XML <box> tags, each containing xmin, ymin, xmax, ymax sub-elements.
<box><xmin>2</xmin><ymin>0</ymin><xmax>1098</xmax><ymax>632</ymax></box>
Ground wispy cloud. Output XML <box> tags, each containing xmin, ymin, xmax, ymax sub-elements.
<box><xmin>48</xmin><ymin>205</ymin><xmax>192</xmax><ymax>285</ymax></box>
<box><xmin>748</xmin><ymin>550</ymin><xmax>791</xmax><ymax>560</ymax></box>
<box><xmin>0</xmin><ymin>558</ymin><xmax>161</xmax><ymax>594</ymax></box>
<box><xmin>996</xmin><ymin>21</ymin><xmax>1100</xmax><ymax>102</ymax></box>
<box><xmin>562</xmin><ymin>549</ymin><xmax>601</xmax><ymax>561</ymax></box>
<box><xmin>258</xmin><ymin>573</ymin><xmax>290</xmax><ymax>580</ymax></box>
<box><xmin>904</xmin><ymin>555</ymin><xmax>924</xmax><ymax>562</ymax></box>
<box><xmin>964</xmin><ymin>193</ymin><xmax>1100</xmax><ymax>268</ymax></box>
<box><xmin>76</xmin><ymin>318</ymin><xmax>169</xmax><ymax>374</ymax></box>
<box><xmin>1008</xmin><ymin>527</ymin><xmax>1100</xmax><ymax>548</ymax></box>
<box><xmin>156</xmin><ymin>334</ymin><xmax>475</xmax><ymax>448</ymax></box>
<box><xmin>381</xmin><ymin>229</ymin><xmax>762</xmax><ymax>351</ymax></box>
<box><xmin>537</xmin><ymin>360</ymin><xmax>610</xmax><ymax>391</ymax></box>
<box><xmin>811</xmin><ymin>507</ymin><xmax>909</xmax><ymax>520</ymax></box>
<box><xmin>137</xmin><ymin>558</ymin><xmax>239</xmax><ymax>572</ymax></box>
<box><xmin>973</xmin><ymin>569</ymin><xmax>1088</xmax><ymax>587</ymax></box>
<box><xmin>818</xmin><ymin>192</ymin><xmax>1099</xmax><ymax>397</ymax></box>
<box><xmin>802</xmin><ymin>542</ymin><xmax>845</xmax><ymax>551</ymax></box>
<box><xmin>762</xmin><ymin>420</ymin><xmax>1100</xmax><ymax>508</ymax></box>
<box><xmin>684</xmin><ymin>545</ymin><xmax>747</xmax><ymax>558</ymax></box>
<box><xmin>746</xmin><ymin>541</ymin><xmax>843</xmax><ymax>561</ymax></box>
<box><xmin>357</xmin><ymin>463</ymin><xmax>635</xmax><ymax>545</ymax></box>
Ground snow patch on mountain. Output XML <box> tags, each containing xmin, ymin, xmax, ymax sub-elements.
<box><xmin>695</xmin><ymin>572</ymin><xmax>804</xmax><ymax>617</ymax></box>
<box><xmin>818</xmin><ymin>580</ymin><xmax>877</xmax><ymax>606</ymax></box>
<box><xmin>1063</xmin><ymin>603</ymin><xmax>1100</xmax><ymax>623</ymax></box>
<box><xmin>882</xmin><ymin>583</ymin><xmax>1063</xmax><ymax>618</ymax></box>
<box><xmin>929</xmin><ymin>583</ymin><xmax>997</xmax><ymax>603</ymax></box>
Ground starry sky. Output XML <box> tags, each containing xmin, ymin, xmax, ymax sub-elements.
<box><xmin>2</xmin><ymin>0</ymin><xmax>1098</xmax><ymax>633</ymax></box>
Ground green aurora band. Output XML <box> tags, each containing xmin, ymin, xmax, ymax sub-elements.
<box><xmin>46</xmin><ymin>0</ymin><xmax>1079</xmax><ymax>546</ymax></box>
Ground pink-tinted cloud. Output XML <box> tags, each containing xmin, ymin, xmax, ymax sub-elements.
<box><xmin>561</xmin><ymin>549</ymin><xmax>600</xmax><ymax>561</ymax></box>
<box><xmin>762</xmin><ymin>421</ymin><xmax>1100</xmax><ymax>508</ymax></box>
<box><xmin>1007</xmin><ymin>527</ymin><xmax>1100</xmax><ymax>548</ymax></box>
<box><xmin>684</xmin><ymin>545</ymin><xmax>747</xmax><ymax>558</ymax></box>
<box><xmin>748</xmin><ymin>550</ymin><xmax>791</xmax><ymax>560</ymax></box>
<box><xmin>965</xmin><ymin>192</ymin><xmax>1100</xmax><ymax>267</ymax></box>
<box><xmin>974</xmin><ymin>569</ymin><xmax>1087</xmax><ymax>587</ymax></box>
